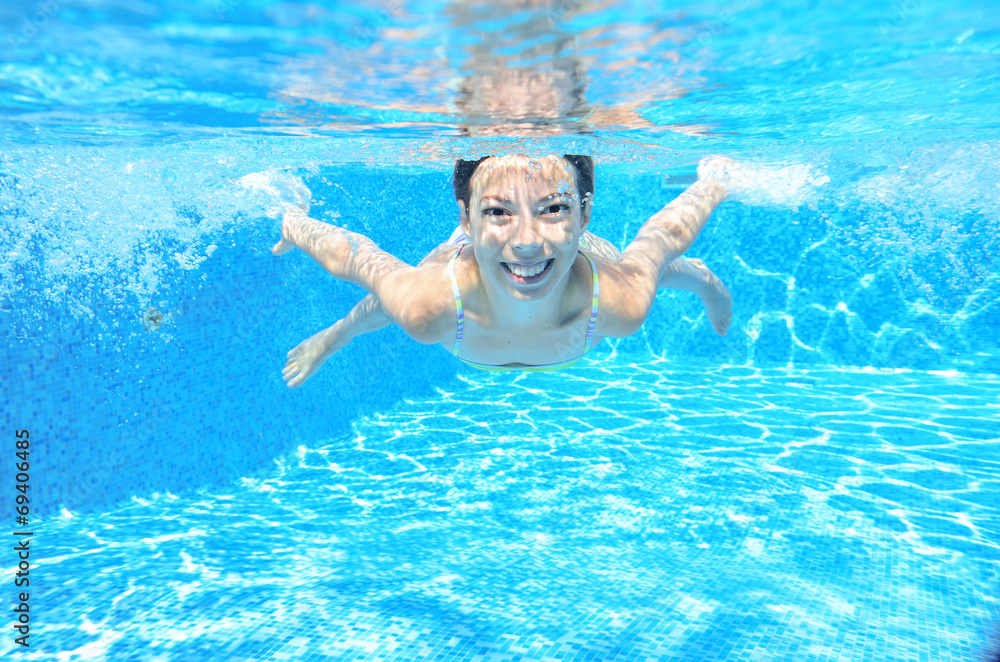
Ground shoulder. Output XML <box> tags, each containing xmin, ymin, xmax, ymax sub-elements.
<box><xmin>381</xmin><ymin>255</ymin><xmax>462</xmax><ymax>345</ymax></box>
<box><xmin>589</xmin><ymin>254</ymin><xmax>657</xmax><ymax>338</ymax></box>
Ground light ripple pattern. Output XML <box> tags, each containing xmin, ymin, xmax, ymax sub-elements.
<box><xmin>13</xmin><ymin>365</ymin><xmax>1000</xmax><ymax>662</ymax></box>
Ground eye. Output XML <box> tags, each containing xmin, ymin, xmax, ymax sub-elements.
<box><xmin>482</xmin><ymin>207</ymin><xmax>509</xmax><ymax>217</ymax></box>
<box><xmin>542</xmin><ymin>203</ymin><xmax>570</xmax><ymax>215</ymax></box>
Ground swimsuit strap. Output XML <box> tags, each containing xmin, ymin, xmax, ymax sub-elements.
<box><xmin>583</xmin><ymin>252</ymin><xmax>600</xmax><ymax>353</ymax></box>
<box><xmin>448</xmin><ymin>244</ymin><xmax>465</xmax><ymax>356</ymax></box>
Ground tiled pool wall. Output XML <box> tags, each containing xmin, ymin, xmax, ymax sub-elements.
<box><xmin>3</xmin><ymin>165</ymin><xmax>996</xmax><ymax>517</ymax></box>
<box><xmin>3</xmin><ymin>167</ymin><xmax>458</xmax><ymax>517</ymax></box>
<box><xmin>604</xmin><ymin>171</ymin><xmax>999</xmax><ymax>373</ymax></box>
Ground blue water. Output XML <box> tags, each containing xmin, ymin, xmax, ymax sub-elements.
<box><xmin>24</xmin><ymin>365</ymin><xmax>1000</xmax><ymax>661</ymax></box>
<box><xmin>2</xmin><ymin>0</ymin><xmax>999</xmax><ymax>660</ymax></box>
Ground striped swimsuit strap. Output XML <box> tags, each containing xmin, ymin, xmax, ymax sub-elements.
<box><xmin>448</xmin><ymin>244</ymin><xmax>467</xmax><ymax>353</ymax></box>
<box><xmin>447</xmin><ymin>246</ymin><xmax>600</xmax><ymax>365</ymax></box>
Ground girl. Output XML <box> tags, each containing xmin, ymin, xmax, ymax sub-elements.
<box><xmin>273</xmin><ymin>154</ymin><xmax>732</xmax><ymax>386</ymax></box>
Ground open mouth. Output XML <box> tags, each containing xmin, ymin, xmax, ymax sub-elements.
<box><xmin>502</xmin><ymin>259</ymin><xmax>554</xmax><ymax>284</ymax></box>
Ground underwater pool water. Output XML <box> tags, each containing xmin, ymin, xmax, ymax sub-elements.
<box><xmin>2</xmin><ymin>0</ymin><xmax>999</xmax><ymax>660</ymax></box>
<box><xmin>29</xmin><ymin>365</ymin><xmax>1000</xmax><ymax>660</ymax></box>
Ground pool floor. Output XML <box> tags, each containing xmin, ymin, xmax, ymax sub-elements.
<box><xmin>22</xmin><ymin>364</ymin><xmax>1000</xmax><ymax>661</ymax></box>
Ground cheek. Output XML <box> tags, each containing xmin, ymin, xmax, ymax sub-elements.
<box><xmin>547</xmin><ymin>219</ymin><xmax>580</xmax><ymax>243</ymax></box>
<box><xmin>475</xmin><ymin>224</ymin><xmax>505</xmax><ymax>246</ymax></box>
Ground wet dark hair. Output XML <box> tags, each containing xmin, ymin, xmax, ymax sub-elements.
<box><xmin>452</xmin><ymin>155</ymin><xmax>594</xmax><ymax>213</ymax></box>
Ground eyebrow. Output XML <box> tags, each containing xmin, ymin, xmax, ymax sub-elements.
<box><xmin>479</xmin><ymin>193</ymin><xmax>573</xmax><ymax>205</ymax></box>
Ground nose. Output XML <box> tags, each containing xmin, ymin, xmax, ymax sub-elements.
<box><xmin>510</xmin><ymin>212</ymin><xmax>543</xmax><ymax>251</ymax></box>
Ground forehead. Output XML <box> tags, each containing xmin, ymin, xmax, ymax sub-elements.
<box><xmin>470</xmin><ymin>155</ymin><xmax>577</xmax><ymax>197</ymax></box>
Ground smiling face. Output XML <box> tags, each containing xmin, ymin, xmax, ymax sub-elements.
<box><xmin>460</xmin><ymin>154</ymin><xmax>591</xmax><ymax>303</ymax></box>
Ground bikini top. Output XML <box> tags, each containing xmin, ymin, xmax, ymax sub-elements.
<box><xmin>446</xmin><ymin>244</ymin><xmax>600</xmax><ymax>372</ymax></box>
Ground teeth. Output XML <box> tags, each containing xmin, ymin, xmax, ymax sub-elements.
<box><xmin>508</xmin><ymin>261</ymin><xmax>547</xmax><ymax>278</ymax></box>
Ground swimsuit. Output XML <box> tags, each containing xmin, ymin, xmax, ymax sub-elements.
<box><xmin>445</xmin><ymin>229</ymin><xmax>600</xmax><ymax>372</ymax></box>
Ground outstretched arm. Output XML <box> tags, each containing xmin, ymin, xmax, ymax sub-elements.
<box><xmin>621</xmin><ymin>177</ymin><xmax>727</xmax><ymax>282</ymax></box>
<box><xmin>272</xmin><ymin>209</ymin><xmax>410</xmax><ymax>294</ymax></box>
<box><xmin>281</xmin><ymin>294</ymin><xmax>392</xmax><ymax>388</ymax></box>
<box><xmin>612</xmin><ymin>171</ymin><xmax>728</xmax><ymax>323</ymax></box>
<box><xmin>272</xmin><ymin>209</ymin><xmax>454</xmax><ymax>343</ymax></box>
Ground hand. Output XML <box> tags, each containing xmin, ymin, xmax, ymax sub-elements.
<box><xmin>697</xmin><ymin>157</ymin><xmax>830</xmax><ymax>207</ymax></box>
<box><xmin>697</xmin><ymin>156</ymin><xmax>735</xmax><ymax>182</ymax></box>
